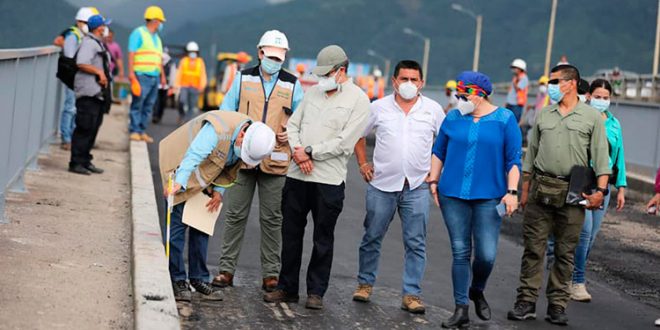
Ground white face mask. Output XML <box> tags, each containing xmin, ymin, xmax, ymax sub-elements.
<box><xmin>397</xmin><ymin>81</ymin><xmax>419</xmax><ymax>100</ymax></box>
<box><xmin>457</xmin><ymin>98</ymin><xmax>476</xmax><ymax>115</ymax></box>
<box><xmin>81</xmin><ymin>24</ymin><xmax>89</xmax><ymax>34</ymax></box>
<box><xmin>539</xmin><ymin>85</ymin><xmax>548</xmax><ymax>94</ymax></box>
<box><xmin>189</xmin><ymin>52</ymin><xmax>197</xmax><ymax>59</ymax></box>
<box><xmin>317</xmin><ymin>71</ymin><xmax>339</xmax><ymax>92</ymax></box>
<box><xmin>578</xmin><ymin>94</ymin><xmax>587</xmax><ymax>103</ymax></box>
<box><xmin>102</xmin><ymin>27</ymin><xmax>109</xmax><ymax>38</ymax></box>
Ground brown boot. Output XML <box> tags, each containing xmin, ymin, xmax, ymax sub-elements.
<box><xmin>262</xmin><ymin>276</ymin><xmax>278</xmax><ymax>292</ymax></box>
<box><xmin>401</xmin><ymin>295</ymin><xmax>426</xmax><ymax>314</ymax></box>
<box><xmin>305</xmin><ymin>295</ymin><xmax>323</xmax><ymax>310</ymax></box>
<box><xmin>352</xmin><ymin>284</ymin><xmax>373</xmax><ymax>302</ymax></box>
<box><xmin>129</xmin><ymin>133</ymin><xmax>142</xmax><ymax>141</ymax></box>
<box><xmin>211</xmin><ymin>271</ymin><xmax>234</xmax><ymax>288</ymax></box>
<box><xmin>141</xmin><ymin>133</ymin><xmax>154</xmax><ymax>143</ymax></box>
<box><xmin>263</xmin><ymin>289</ymin><xmax>299</xmax><ymax>303</ymax></box>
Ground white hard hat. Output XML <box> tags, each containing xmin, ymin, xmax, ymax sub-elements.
<box><xmin>257</xmin><ymin>30</ymin><xmax>289</xmax><ymax>50</ymax></box>
<box><xmin>75</xmin><ymin>7</ymin><xmax>96</xmax><ymax>22</ymax></box>
<box><xmin>511</xmin><ymin>58</ymin><xmax>527</xmax><ymax>71</ymax></box>
<box><xmin>373</xmin><ymin>69</ymin><xmax>382</xmax><ymax>78</ymax></box>
<box><xmin>186</xmin><ymin>41</ymin><xmax>199</xmax><ymax>52</ymax></box>
<box><xmin>240</xmin><ymin>122</ymin><xmax>276</xmax><ymax>167</ymax></box>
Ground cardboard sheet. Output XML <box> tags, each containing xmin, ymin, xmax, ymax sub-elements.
<box><xmin>182</xmin><ymin>192</ymin><xmax>222</xmax><ymax>236</ymax></box>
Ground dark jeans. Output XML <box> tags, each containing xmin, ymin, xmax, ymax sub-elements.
<box><xmin>152</xmin><ymin>88</ymin><xmax>169</xmax><ymax>121</ymax></box>
<box><xmin>505</xmin><ymin>103</ymin><xmax>524</xmax><ymax>123</ymax></box>
<box><xmin>70</xmin><ymin>96</ymin><xmax>104</xmax><ymax>167</ymax></box>
<box><xmin>166</xmin><ymin>202</ymin><xmax>210</xmax><ymax>282</ymax></box>
<box><xmin>278</xmin><ymin>178</ymin><xmax>345</xmax><ymax>297</ymax></box>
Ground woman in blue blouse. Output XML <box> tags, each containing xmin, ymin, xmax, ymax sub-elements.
<box><xmin>427</xmin><ymin>71</ymin><xmax>522</xmax><ymax>328</ymax></box>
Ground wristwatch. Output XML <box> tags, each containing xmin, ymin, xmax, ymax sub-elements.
<box><xmin>304</xmin><ymin>146</ymin><xmax>313</xmax><ymax>157</ymax></box>
<box><xmin>507</xmin><ymin>189</ymin><xmax>518</xmax><ymax>195</ymax></box>
<box><xmin>595</xmin><ymin>187</ymin><xmax>609</xmax><ymax>196</ymax></box>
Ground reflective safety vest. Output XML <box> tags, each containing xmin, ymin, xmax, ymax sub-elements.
<box><xmin>158</xmin><ymin>111</ymin><xmax>248</xmax><ymax>206</ymax></box>
<box><xmin>237</xmin><ymin>66</ymin><xmax>298</xmax><ymax>175</ymax></box>
<box><xmin>510</xmin><ymin>73</ymin><xmax>529</xmax><ymax>106</ymax></box>
<box><xmin>133</xmin><ymin>26</ymin><xmax>163</xmax><ymax>74</ymax></box>
<box><xmin>178</xmin><ymin>56</ymin><xmax>204</xmax><ymax>89</ymax></box>
<box><xmin>67</xmin><ymin>26</ymin><xmax>83</xmax><ymax>44</ymax></box>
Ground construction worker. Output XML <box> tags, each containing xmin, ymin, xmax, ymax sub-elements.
<box><xmin>219</xmin><ymin>52</ymin><xmax>251</xmax><ymax>95</ymax></box>
<box><xmin>368</xmin><ymin>69</ymin><xmax>385</xmax><ymax>101</ymax></box>
<box><xmin>212</xmin><ymin>30</ymin><xmax>304</xmax><ymax>292</ymax></box>
<box><xmin>445</xmin><ymin>79</ymin><xmax>458</xmax><ymax>113</ymax></box>
<box><xmin>55</xmin><ymin>7</ymin><xmax>97</xmax><ymax>151</ymax></box>
<box><xmin>160</xmin><ymin>111</ymin><xmax>276</xmax><ymax>303</ymax></box>
<box><xmin>128</xmin><ymin>5</ymin><xmax>166</xmax><ymax>143</ymax></box>
<box><xmin>296</xmin><ymin>63</ymin><xmax>306</xmax><ymax>79</ymax></box>
<box><xmin>520</xmin><ymin>75</ymin><xmax>550</xmax><ymax>144</ymax></box>
<box><xmin>175</xmin><ymin>41</ymin><xmax>207</xmax><ymax>123</ymax></box>
<box><xmin>505</xmin><ymin>58</ymin><xmax>529</xmax><ymax>123</ymax></box>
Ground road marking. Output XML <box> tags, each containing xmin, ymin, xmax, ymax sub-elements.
<box><xmin>280</xmin><ymin>302</ymin><xmax>296</xmax><ymax>318</ymax></box>
<box><xmin>265</xmin><ymin>302</ymin><xmax>284</xmax><ymax>321</ymax></box>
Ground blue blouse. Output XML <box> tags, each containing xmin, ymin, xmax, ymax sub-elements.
<box><xmin>432</xmin><ymin>107</ymin><xmax>522</xmax><ymax>200</ymax></box>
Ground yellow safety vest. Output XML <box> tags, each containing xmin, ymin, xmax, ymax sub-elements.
<box><xmin>133</xmin><ymin>26</ymin><xmax>163</xmax><ymax>74</ymax></box>
<box><xmin>68</xmin><ymin>26</ymin><xmax>83</xmax><ymax>44</ymax></box>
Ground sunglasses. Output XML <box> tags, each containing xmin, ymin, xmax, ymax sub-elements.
<box><xmin>454</xmin><ymin>94</ymin><xmax>469</xmax><ymax>101</ymax></box>
<box><xmin>548</xmin><ymin>78</ymin><xmax>572</xmax><ymax>85</ymax></box>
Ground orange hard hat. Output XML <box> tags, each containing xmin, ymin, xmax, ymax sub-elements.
<box><xmin>236</xmin><ymin>51</ymin><xmax>250</xmax><ymax>63</ymax></box>
<box><xmin>296</xmin><ymin>63</ymin><xmax>306</xmax><ymax>73</ymax></box>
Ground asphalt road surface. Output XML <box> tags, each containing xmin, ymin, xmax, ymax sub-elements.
<box><xmin>146</xmin><ymin>98</ymin><xmax>658</xmax><ymax>329</ymax></box>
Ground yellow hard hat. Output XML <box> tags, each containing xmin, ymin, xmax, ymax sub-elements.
<box><xmin>89</xmin><ymin>7</ymin><xmax>100</xmax><ymax>15</ymax></box>
<box><xmin>445</xmin><ymin>80</ymin><xmax>457</xmax><ymax>89</ymax></box>
<box><xmin>539</xmin><ymin>75</ymin><xmax>549</xmax><ymax>84</ymax></box>
<box><xmin>144</xmin><ymin>6</ymin><xmax>166</xmax><ymax>22</ymax></box>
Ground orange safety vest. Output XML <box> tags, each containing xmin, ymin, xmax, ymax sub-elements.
<box><xmin>510</xmin><ymin>73</ymin><xmax>529</xmax><ymax>106</ymax></box>
<box><xmin>179</xmin><ymin>56</ymin><xmax>204</xmax><ymax>89</ymax></box>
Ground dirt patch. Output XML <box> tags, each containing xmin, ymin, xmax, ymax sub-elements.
<box><xmin>0</xmin><ymin>107</ymin><xmax>133</xmax><ymax>329</ymax></box>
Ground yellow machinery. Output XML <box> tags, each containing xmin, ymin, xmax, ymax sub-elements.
<box><xmin>201</xmin><ymin>51</ymin><xmax>252</xmax><ymax>111</ymax></box>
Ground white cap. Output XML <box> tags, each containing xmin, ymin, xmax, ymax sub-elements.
<box><xmin>75</xmin><ymin>7</ymin><xmax>96</xmax><ymax>22</ymax></box>
<box><xmin>240</xmin><ymin>122</ymin><xmax>276</xmax><ymax>167</ymax></box>
<box><xmin>257</xmin><ymin>30</ymin><xmax>289</xmax><ymax>50</ymax></box>
<box><xmin>373</xmin><ymin>69</ymin><xmax>382</xmax><ymax>78</ymax></box>
<box><xmin>186</xmin><ymin>41</ymin><xmax>199</xmax><ymax>52</ymax></box>
<box><xmin>511</xmin><ymin>58</ymin><xmax>527</xmax><ymax>71</ymax></box>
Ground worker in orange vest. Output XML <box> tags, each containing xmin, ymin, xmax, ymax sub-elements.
<box><xmin>370</xmin><ymin>69</ymin><xmax>385</xmax><ymax>101</ymax></box>
<box><xmin>505</xmin><ymin>58</ymin><xmax>529</xmax><ymax>123</ymax></box>
<box><xmin>175</xmin><ymin>41</ymin><xmax>207</xmax><ymax>123</ymax></box>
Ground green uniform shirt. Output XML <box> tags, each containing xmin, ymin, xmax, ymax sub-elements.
<box><xmin>523</xmin><ymin>101</ymin><xmax>611</xmax><ymax>177</ymax></box>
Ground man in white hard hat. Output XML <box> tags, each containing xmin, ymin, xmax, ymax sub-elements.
<box><xmin>174</xmin><ymin>41</ymin><xmax>207</xmax><ymax>123</ymax></box>
<box><xmin>54</xmin><ymin>7</ymin><xmax>98</xmax><ymax>151</ymax></box>
<box><xmin>212</xmin><ymin>30</ymin><xmax>304</xmax><ymax>293</ymax></box>
<box><xmin>160</xmin><ymin>110</ymin><xmax>275</xmax><ymax>303</ymax></box>
<box><xmin>264</xmin><ymin>45</ymin><xmax>370</xmax><ymax>310</ymax></box>
<box><xmin>506</xmin><ymin>58</ymin><xmax>529</xmax><ymax>123</ymax></box>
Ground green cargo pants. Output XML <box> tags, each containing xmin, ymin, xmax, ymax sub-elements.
<box><xmin>515</xmin><ymin>180</ymin><xmax>585</xmax><ymax>308</ymax></box>
<box><xmin>218</xmin><ymin>169</ymin><xmax>285</xmax><ymax>278</ymax></box>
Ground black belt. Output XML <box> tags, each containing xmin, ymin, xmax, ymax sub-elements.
<box><xmin>534</xmin><ymin>168</ymin><xmax>569</xmax><ymax>182</ymax></box>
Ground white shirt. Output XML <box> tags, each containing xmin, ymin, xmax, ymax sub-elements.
<box><xmin>364</xmin><ymin>94</ymin><xmax>445</xmax><ymax>192</ymax></box>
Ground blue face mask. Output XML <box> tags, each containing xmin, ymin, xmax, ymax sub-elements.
<box><xmin>261</xmin><ymin>57</ymin><xmax>282</xmax><ymax>75</ymax></box>
<box><xmin>547</xmin><ymin>83</ymin><xmax>564</xmax><ymax>103</ymax></box>
<box><xmin>233</xmin><ymin>143</ymin><xmax>241</xmax><ymax>159</ymax></box>
<box><xmin>590</xmin><ymin>98</ymin><xmax>610</xmax><ymax>112</ymax></box>
<box><xmin>157</xmin><ymin>23</ymin><xmax>164</xmax><ymax>33</ymax></box>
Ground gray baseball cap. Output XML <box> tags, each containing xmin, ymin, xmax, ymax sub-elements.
<box><xmin>312</xmin><ymin>45</ymin><xmax>348</xmax><ymax>76</ymax></box>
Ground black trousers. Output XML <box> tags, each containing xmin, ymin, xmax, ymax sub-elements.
<box><xmin>70</xmin><ymin>96</ymin><xmax>104</xmax><ymax>167</ymax></box>
<box><xmin>277</xmin><ymin>177</ymin><xmax>345</xmax><ymax>297</ymax></box>
<box><xmin>152</xmin><ymin>89</ymin><xmax>169</xmax><ymax>120</ymax></box>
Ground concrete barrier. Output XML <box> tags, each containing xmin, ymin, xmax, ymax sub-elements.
<box><xmin>130</xmin><ymin>140</ymin><xmax>180</xmax><ymax>330</ymax></box>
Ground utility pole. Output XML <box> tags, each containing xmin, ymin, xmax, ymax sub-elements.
<box><xmin>653</xmin><ymin>0</ymin><xmax>660</xmax><ymax>76</ymax></box>
<box><xmin>473</xmin><ymin>15</ymin><xmax>482</xmax><ymax>71</ymax></box>
<box><xmin>544</xmin><ymin>0</ymin><xmax>558</xmax><ymax>77</ymax></box>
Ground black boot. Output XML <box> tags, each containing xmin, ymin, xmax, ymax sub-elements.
<box><xmin>545</xmin><ymin>304</ymin><xmax>568</xmax><ymax>325</ymax></box>
<box><xmin>469</xmin><ymin>288</ymin><xmax>491</xmax><ymax>320</ymax></box>
<box><xmin>442</xmin><ymin>304</ymin><xmax>470</xmax><ymax>329</ymax></box>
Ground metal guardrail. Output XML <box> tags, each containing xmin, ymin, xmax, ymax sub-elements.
<box><xmin>0</xmin><ymin>46</ymin><xmax>63</xmax><ymax>223</ymax></box>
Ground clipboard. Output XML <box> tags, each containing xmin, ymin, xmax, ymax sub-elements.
<box><xmin>565</xmin><ymin>165</ymin><xmax>597</xmax><ymax>206</ymax></box>
<box><xmin>182</xmin><ymin>192</ymin><xmax>222</xmax><ymax>236</ymax></box>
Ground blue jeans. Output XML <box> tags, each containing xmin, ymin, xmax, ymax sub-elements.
<box><xmin>129</xmin><ymin>74</ymin><xmax>159</xmax><ymax>134</ymax></box>
<box><xmin>439</xmin><ymin>195</ymin><xmax>502</xmax><ymax>305</ymax></box>
<box><xmin>358</xmin><ymin>183</ymin><xmax>430</xmax><ymax>296</ymax></box>
<box><xmin>60</xmin><ymin>88</ymin><xmax>76</xmax><ymax>143</ymax></box>
<box><xmin>547</xmin><ymin>191</ymin><xmax>611</xmax><ymax>284</ymax></box>
<box><xmin>165</xmin><ymin>202</ymin><xmax>210</xmax><ymax>282</ymax></box>
<box><xmin>506</xmin><ymin>103</ymin><xmax>523</xmax><ymax>123</ymax></box>
<box><xmin>179</xmin><ymin>87</ymin><xmax>200</xmax><ymax>120</ymax></box>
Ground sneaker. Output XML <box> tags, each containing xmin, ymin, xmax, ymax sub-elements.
<box><xmin>212</xmin><ymin>271</ymin><xmax>234</xmax><ymax>288</ymax></box>
<box><xmin>263</xmin><ymin>289</ymin><xmax>299</xmax><ymax>303</ymax></box>
<box><xmin>401</xmin><ymin>295</ymin><xmax>426</xmax><ymax>314</ymax></box>
<box><xmin>262</xmin><ymin>276</ymin><xmax>278</xmax><ymax>292</ymax></box>
<box><xmin>352</xmin><ymin>284</ymin><xmax>373</xmax><ymax>303</ymax></box>
<box><xmin>545</xmin><ymin>304</ymin><xmax>568</xmax><ymax>325</ymax></box>
<box><xmin>507</xmin><ymin>300</ymin><xmax>536</xmax><ymax>321</ymax></box>
<box><xmin>68</xmin><ymin>164</ymin><xmax>91</xmax><ymax>175</ymax></box>
<box><xmin>190</xmin><ymin>279</ymin><xmax>223</xmax><ymax>301</ymax></box>
<box><xmin>570</xmin><ymin>283</ymin><xmax>592</xmax><ymax>302</ymax></box>
<box><xmin>172</xmin><ymin>280</ymin><xmax>192</xmax><ymax>302</ymax></box>
<box><xmin>85</xmin><ymin>163</ymin><xmax>104</xmax><ymax>174</ymax></box>
<box><xmin>141</xmin><ymin>133</ymin><xmax>154</xmax><ymax>143</ymax></box>
<box><xmin>305</xmin><ymin>294</ymin><xmax>323</xmax><ymax>310</ymax></box>
<box><xmin>130</xmin><ymin>133</ymin><xmax>142</xmax><ymax>141</ymax></box>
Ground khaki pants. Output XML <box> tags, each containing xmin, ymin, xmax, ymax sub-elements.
<box><xmin>218</xmin><ymin>169</ymin><xmax>285</xmax><ymax>278</ymax></box>
<box><xmin>516</xmin><ymin>179</ymin><xmax>585</xmax><ymax>308</ymax></box>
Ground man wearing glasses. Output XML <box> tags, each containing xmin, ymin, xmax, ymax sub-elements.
<box><xmin>508</xmin><ymin>64</ymin><xmax>611</xmax><ymax>326</ymax></box>
<box><xmin>213</xmin><ymin>30</ymin><xmax>304</xmax><ymax>293</ymax></box>
<box><xmin>263</xmin><ymin>45</ymin><xmax>370</xmax><ymax>310</ymax></box>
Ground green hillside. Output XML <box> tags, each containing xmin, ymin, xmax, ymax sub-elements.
<box><xmin>165</xmin><ymin>0</ymin><xmax>656</xmax><ymax>84</ymax></box>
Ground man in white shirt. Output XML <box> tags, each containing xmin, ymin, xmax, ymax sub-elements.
<box><xmin>352</xmin><ymin>60</ymin><xmax>445</xmax><ymax>314</ymax></box>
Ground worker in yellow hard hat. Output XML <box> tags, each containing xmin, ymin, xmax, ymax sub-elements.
<box><xmin>444</xmin><ymin>80</ymin><xmax>458</xmax><ymax>113</ymax></box>
<box><xmin>127</xmin><ymin>5</ymin><xmax>166</xmax><ymax>143</ymax></box>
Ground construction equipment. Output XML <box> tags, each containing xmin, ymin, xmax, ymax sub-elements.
<box><xmin>201</xmin><ymin>51</ymin><xmax>252</xmax><ymax>111</ymax></box>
